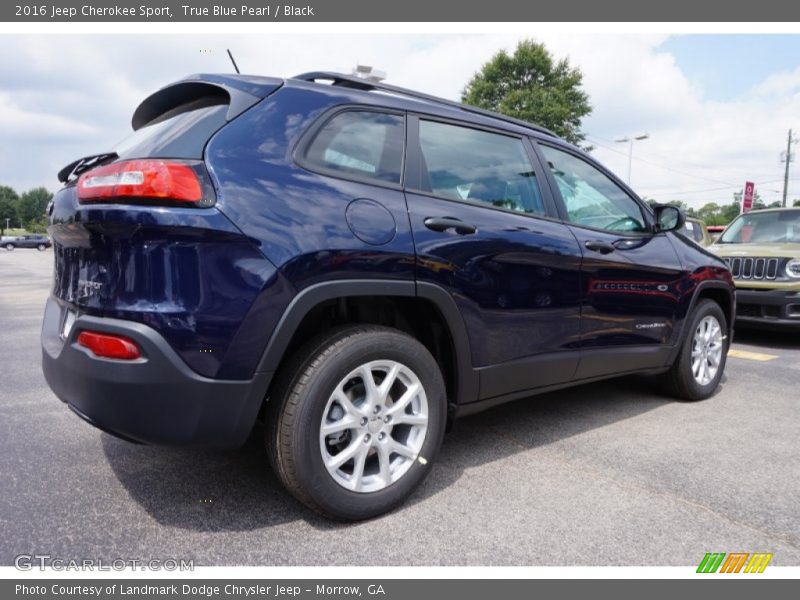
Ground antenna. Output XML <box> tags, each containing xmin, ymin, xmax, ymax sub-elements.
<box><xmin>226</xmin><ymin>49</ymin><xmax>240</xmax><ymax>74</ymax></box>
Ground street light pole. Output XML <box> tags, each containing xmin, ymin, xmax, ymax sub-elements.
<box><xmin>615</xmin><ymin>133</ymin><xmax>650</xmax><ymax>185</ymax></box>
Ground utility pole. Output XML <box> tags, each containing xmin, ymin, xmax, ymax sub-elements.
<box><xmin>781</xmin><ymin>129</ymin><xmax>796</xmax><ymax>207</ymax></box>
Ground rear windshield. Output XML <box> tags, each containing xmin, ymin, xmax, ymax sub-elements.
<box><xmin>682</xmin><ymin>221</ymin><xmax>704</xmax><ymax>242</ymax></box>
<box><xmin>113</xmin><ymin>101</ymin><xmax>228</xmax><ymax>159</ymax></box>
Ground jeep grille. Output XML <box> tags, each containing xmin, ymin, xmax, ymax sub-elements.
<box><xmin>722</xmin><ymin>257</ymin><xmax>785</xmax><ymax>280</ymax></box>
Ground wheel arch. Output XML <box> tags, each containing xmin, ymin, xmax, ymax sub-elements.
<box><xmin>670</xmin><ymin>280</ymin><xmax>735</xmax><ymax>365</ymax></box>
<box><xmin>694</xmin><ymin>284</ymin><xmax>735</xmax><ymax>336</ymax></box>
<box><xmin>254</xmin><ymin>279</ymin><xmax>478</xmax><ymax>408</ymax></box>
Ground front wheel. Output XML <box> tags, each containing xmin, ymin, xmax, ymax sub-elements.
<box><xmin>661</xmin><ymin>299</ymin><xmax>728</xmax><ymax>401</ymax></box>
<box><xmin>4</xmin><ymin>243</ymin><xmax>14</xmax><ymax>251</ymax></box>
<box><xmin>265</xmin><ymin>325</ymin><xmax>447</xmax><ymax>520</ymax></box>
<box><xmin>37</xmin><ymin>244</ymin><xmax>46</xmax><ymax>251</ymax></box>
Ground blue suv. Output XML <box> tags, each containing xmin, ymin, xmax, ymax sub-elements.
<box><xmin>42</xmin><ymin>72</ymin><xmax>735</xmax><ymax>520</ymax></box>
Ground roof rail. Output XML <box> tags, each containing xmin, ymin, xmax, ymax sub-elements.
<box><xmin>292</xmin><ymin>71</ymin><xmax>558</xmax><ymax>138</ymax></box>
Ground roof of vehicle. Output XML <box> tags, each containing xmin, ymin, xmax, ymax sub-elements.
<box><xmin>178</xmin><ymin>73</ymin><xmax>285</xmax><ymax>97</ymax></box>
<box><xmin>740</xmin><ymin>207</ymin><xmax>800</xmax><ymax>214</ymax></box>
<box><xmin>171</xmin><ymin>72</ymin><xmax>563</xmax><ymax>141</ymax></box>
<box><xmin>289</xmin><ymin>71</ymin><xmax>560</xmax><ymax>139</ymax></box>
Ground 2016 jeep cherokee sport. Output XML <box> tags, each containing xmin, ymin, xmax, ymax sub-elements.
<box><xmin>42</xmin><ymin>72</ymin><xmax>735</xmax><ymax>520</ymax></box>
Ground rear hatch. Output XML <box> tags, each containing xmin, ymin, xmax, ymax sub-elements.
<box><xmin>47</xmin><ymin>75</ymin><xmax>283</xmax><ymax>377</ymax></box>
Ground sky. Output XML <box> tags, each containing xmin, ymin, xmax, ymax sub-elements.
<box><xmin>1</xmin><ymin>33</ymin><xmax>799</xmax><ymax>209</ymax></box>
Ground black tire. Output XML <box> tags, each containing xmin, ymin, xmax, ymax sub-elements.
<box><xmin>265</xmin><ymin>325</ymin><xmax>447</xmax><ymax>521</ymax></box>
<box><xmin>37</xmin><ymin>244</ymin><xmax>46</xmax><ymax>251</ymax></box>
<box><xmin>661</xmin><ymin>299</ymin><xmax>728</xmax><ymax>401</ymax></box>
<box><xmin>4</xmin><ymin>243</ymin><xmax>14</xmax><ymax>251</ymax></box>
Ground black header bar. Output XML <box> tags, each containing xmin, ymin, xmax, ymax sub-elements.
<box><xmin>4</xmin><ymin>0</ymin><xmax>800</xmax><ymax>22</ymax></box>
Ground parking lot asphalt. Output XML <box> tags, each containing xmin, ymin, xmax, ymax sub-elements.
<box><xmin>1</xmin><ymin>249</ymin><xmax>798</xmax><ymax>566</ymax></box>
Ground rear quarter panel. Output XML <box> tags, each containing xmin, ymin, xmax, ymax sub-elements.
<box><xmin>204</xmin><ymin>84</ymin><xmax>417</xmax><ymax>291</ymax></box>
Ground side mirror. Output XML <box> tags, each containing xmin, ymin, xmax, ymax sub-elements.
<box><xmin>653</xmin><ymin>204</ymin><xmax>685</xmax><ymax>232</ymax></box>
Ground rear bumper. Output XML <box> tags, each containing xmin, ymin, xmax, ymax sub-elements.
<box><xmin>41</xmin><ymin>296</ymin><xmax>272</xmax><ymax>447</ymax></box>
<box><xmin>735</xmin><ymin>288</ymin><xmax>800</xmax><ymax>330</ymax></box>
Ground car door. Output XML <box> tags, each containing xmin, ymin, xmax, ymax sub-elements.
<box><xmin>404</xmin><ymin>116</ymin><xmax>584</xmax><ymax>401</ymax></box>
<box><xmin>534</xmin><ymin>141</ymin><xmax>685</xmax><ymax>379</ymax></box>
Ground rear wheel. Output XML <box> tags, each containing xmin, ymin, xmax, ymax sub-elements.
<box><xmin>265</xmin><ymin>325</ymin><xmax>446</xmax><ymax>520</ymax></box>
<box><xmin>662</xmin><ymin>299</ymin><xmax>728</xmax><ymax>401</ymax></box>
<box><xmin>4</xmin><ymin>243</ymin><xmax>13</xmax><ymax>251</ymax></box>
<box><xmin>37</xmin><ymin>244</ymin><xmax>46</xmax><ymax>251</ymax></box>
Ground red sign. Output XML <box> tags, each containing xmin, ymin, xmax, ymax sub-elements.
<box><xmin>742</xmin><ymin>181</ymin><xmax>755</xmax><ymax>213</ymax></box>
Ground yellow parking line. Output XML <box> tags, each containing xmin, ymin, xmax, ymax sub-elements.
<box><xmin>728</xmin><ymin>348</ymin><xmax>779</xmax><ymax>362</ymax></box>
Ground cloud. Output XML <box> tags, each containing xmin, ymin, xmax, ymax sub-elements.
<box><xmin>0</xmin><ymin>94</ymin><xmax>99</xmax><ymax>140</ymax></box>
<box><xmin>0</xmin><ymin>33</ymin><xmax>797</xmax><ymax>207</ymax></box>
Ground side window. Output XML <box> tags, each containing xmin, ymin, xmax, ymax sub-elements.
<box><xmin>416</xmin><ymin>120</ymin><xmax>546</xmax><ymax>215</ymax></box>
<box><xmin>540</xmin><ymin>145</ymin><xmax>648</xmax><ymax>233</ymax></box>
<box><xmin>303</xmin><ymin>111</ymin><xmax>404</xmax><ymax>184</ymax></box>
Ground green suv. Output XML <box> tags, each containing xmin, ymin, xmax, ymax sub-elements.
<box><xmin>710</xmin><ymin>208</ymin><xmax>800</xmax><ymax>329</ymax></box>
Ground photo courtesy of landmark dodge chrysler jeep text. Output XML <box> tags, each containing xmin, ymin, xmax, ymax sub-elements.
<box><xmin>41</xmin><ymin>72</ymin><xmax>735</xmax><ymax>520</ymax></box>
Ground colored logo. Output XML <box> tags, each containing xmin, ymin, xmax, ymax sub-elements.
<box><xmin>697</xmin><ymin>552</ymin><xmax>773</xmax><ymax>573</ymax></box>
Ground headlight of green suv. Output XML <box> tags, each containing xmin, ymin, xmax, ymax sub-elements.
<box><xmin>786</xmin><ymin>258</ymin><xmax>800</xmax><ymax>278</ymax></box>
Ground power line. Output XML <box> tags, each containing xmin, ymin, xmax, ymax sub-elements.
<box><xmin>641</xmin><ymin>177</ymin><xmax>800</xmax><ymax>198</ymax></box>
<box><xmin>587</xmin><ymin>136</ymin><xmax>742</xmax><ymax>188</ymax></box>
<box><xmin>645</xmin><ymin>184</ymin><xmax>742</xmax><ymax>197</ymax></box>
<box><xmin>586</xmin><ymin>133</ymin><xmax>800</xmax><ymax>203</ymax></box>
<box><xmin>586</xmin><ymin>134</ymin><xmax>764</xmax><ymax>183</ymax></box>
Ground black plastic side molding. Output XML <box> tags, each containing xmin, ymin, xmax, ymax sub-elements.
<box><xmin>253</xmin><ymin>279</ymin><xmax>479</xmax><ymax>405</ymax></box>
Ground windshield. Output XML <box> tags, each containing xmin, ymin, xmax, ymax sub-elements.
<box><xmin>719</xmin><ymin>210</ymin><xmax>800</xmax><ymax>243</ymax></box>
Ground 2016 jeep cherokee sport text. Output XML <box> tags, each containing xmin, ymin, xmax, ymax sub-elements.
<box><xmin>42</xmin><ymin>72</ymin><xmax>735</xmax><ymax>520</ymax></box>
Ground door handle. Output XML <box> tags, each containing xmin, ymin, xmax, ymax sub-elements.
<box><xmin>423</xmin><ymin>217</ymin><xmax>477</xmax><ymax>235</ymax></box>
<box><xmin>584</xmin><ymin>240</ymin><xmax>616</xmax><ymax>254</ymax></box>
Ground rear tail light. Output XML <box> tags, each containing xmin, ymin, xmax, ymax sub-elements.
<box><xmin>77</xmin><ymin>159</ymin><xmax>213</xmax><ymax>206</ymax></box>
<box><xmin>77</xmin><ymin>330</ymin><xmax>142</xmax><ymax>360</ymax></box>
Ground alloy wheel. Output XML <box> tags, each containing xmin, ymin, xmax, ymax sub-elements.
<box><xmin>319</xmin><ymin>360</ymin><xmax>428</xmax><ymax>493</ymax></box>
<box><xmin>691</xmin><ymin>315</ymin><xmax>723</xmax><ymax>386</ymax></box>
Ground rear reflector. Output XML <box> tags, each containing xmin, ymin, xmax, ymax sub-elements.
<box><xmin>77</xmin><ymin>331</ymin><xmax>141</xmax><ymax>360</ymax></box>
<box><xmin>77</xmin><ymin>159</ymin><xmax>204</xmax><ymax>204</ymax></box>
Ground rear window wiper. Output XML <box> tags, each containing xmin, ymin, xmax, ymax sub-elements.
<box><xmin>57</xmin><ymin>152</ymin><xmax>118</xmax><ymax>183</ymax></box>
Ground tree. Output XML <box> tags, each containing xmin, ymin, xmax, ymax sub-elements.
<box><xmin>17</xmin><ymin>187</ymin><xmax>51</xmax><ymax>232</ymax></box>
<box><xmin>0</xmin><ymin>185</ymin><xmax>19</xmax><ymax>235</ymax></box>
<box><xmin>696</xmin><ymin>203</ymin><xmax>721</xmax><ymax>223</ymax></box>
<box><xmin>719</xmin><ymin>200</ymin><xmax>741</xmax><ymax>223</ymax></box>
<box><xmin>462</xmin><ymin>39</ymin><xmax>592</xmax><ymax>145</ymax></box>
